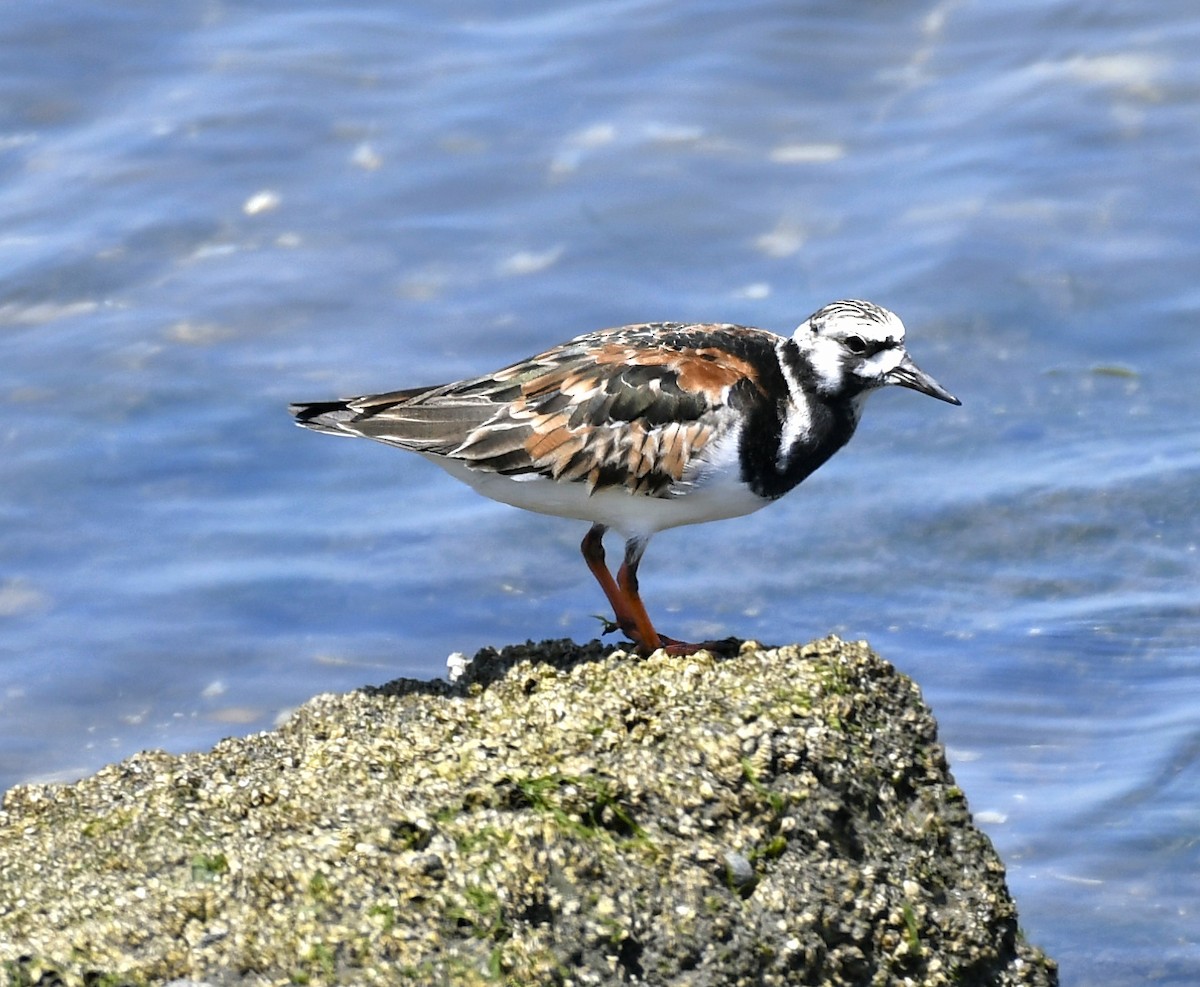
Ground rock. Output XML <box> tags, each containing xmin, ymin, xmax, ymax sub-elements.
<box><xmin>0</xmin><ymin>636</ymin><xmax>1057</xmax><ymax>986</ymax></box>
<box><xmin>723</xmin><ymin>849</ymin><xmax>756</xmax><ymax>892</ymax></box>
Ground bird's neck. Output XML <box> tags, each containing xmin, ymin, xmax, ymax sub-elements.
<box><xmin>738</xmin><ymin>340</ymin><xmax>862</xmax><ymax>500</ymax></box>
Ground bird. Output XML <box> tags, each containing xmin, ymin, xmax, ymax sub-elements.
<box><xmin>290</xmin><ymin>299</ymin><xmax>960</xmax><ymax>656</ymax></box>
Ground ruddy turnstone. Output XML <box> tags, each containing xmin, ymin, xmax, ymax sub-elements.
<box><xmin>291</xmin><ymin>299</ymin><xmax>959</xmax><ymax>656</ymax></box>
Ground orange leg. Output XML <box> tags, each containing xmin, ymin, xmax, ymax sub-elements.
<box><xmin>617</xmin><ymin>546</ymin><xmax>714</xmax><ymax>656</ymax></box>
<box><xmin>581</xmin><ymin>525</ymin><xmax>662</xmax><ymax>653</ymax></box>
<box><xmin>581</xmin><ymin>526</ymin><xmax>729</xmax><ymax>657</ymax></box>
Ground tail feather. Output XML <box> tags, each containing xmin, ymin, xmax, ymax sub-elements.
<box><xmin>290</xmin><ymin>387</ymin><xmax>500</xmax><ymax>454</ymax></box>
<box><xmin>290</xmin><ymin>400</ymin><xmax>359</xmax><ymax>435</ymax></box>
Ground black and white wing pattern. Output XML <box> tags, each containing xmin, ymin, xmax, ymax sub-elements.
<box><xmin>291</xmin><ymin>323</ymin><xmax>786</xmax><ymax>497</ymax></box>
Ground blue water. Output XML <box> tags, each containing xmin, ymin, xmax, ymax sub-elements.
<box><xmin>2</xmin><ymin>2</ymin><xmax>1198</xmax><ymax>982</ymax></box>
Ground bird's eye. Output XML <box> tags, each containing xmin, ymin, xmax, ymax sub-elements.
<box><xmin>845</xmin><ymin>335</ymin><xmax>868</xmax><ymax>354</ymax></box>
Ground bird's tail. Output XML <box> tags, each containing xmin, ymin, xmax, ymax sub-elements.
<box><xmin>289</xmin><ymin>400</ymin><xmax>359</xmax><ymax>435</ymax></box>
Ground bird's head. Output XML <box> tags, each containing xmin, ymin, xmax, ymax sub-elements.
<box><xmin>791</xmin><ymin>299</ymin><xmax>961</xmax><ymax>406</ymax></box>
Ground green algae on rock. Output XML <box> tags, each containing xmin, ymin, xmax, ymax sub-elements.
<box><xmin>0</xmin><ymin>637</ymin><xmax>1057</xmax><ymax>986</ymax></box>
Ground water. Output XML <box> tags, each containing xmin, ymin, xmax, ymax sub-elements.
<box><xmin>2</xmin><ymin>1</ymin><xmax>1198</xmax><ymax>982</ymax></box>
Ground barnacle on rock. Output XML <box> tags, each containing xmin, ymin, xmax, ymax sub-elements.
<box><xmin>0</xmin><ymin>636</ymin><xmax>1057</xmax><ymax>986</ymax></box>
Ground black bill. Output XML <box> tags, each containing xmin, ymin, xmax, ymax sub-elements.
<box><xmin>887</xmin><ymin>355</ymin><xmax>961</xmax><ymax>405</ymax></box>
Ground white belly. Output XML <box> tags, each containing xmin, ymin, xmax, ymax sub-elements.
<box><xmin>425</xmin><ymin>454</ymin><xmax>769</xmax><ymax>540</ymax></box>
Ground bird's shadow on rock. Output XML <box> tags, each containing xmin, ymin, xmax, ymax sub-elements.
<box><xmin>360</xmin><ymin>635</ymin><xmax>746</xmax><ymax>699</ymax></box>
